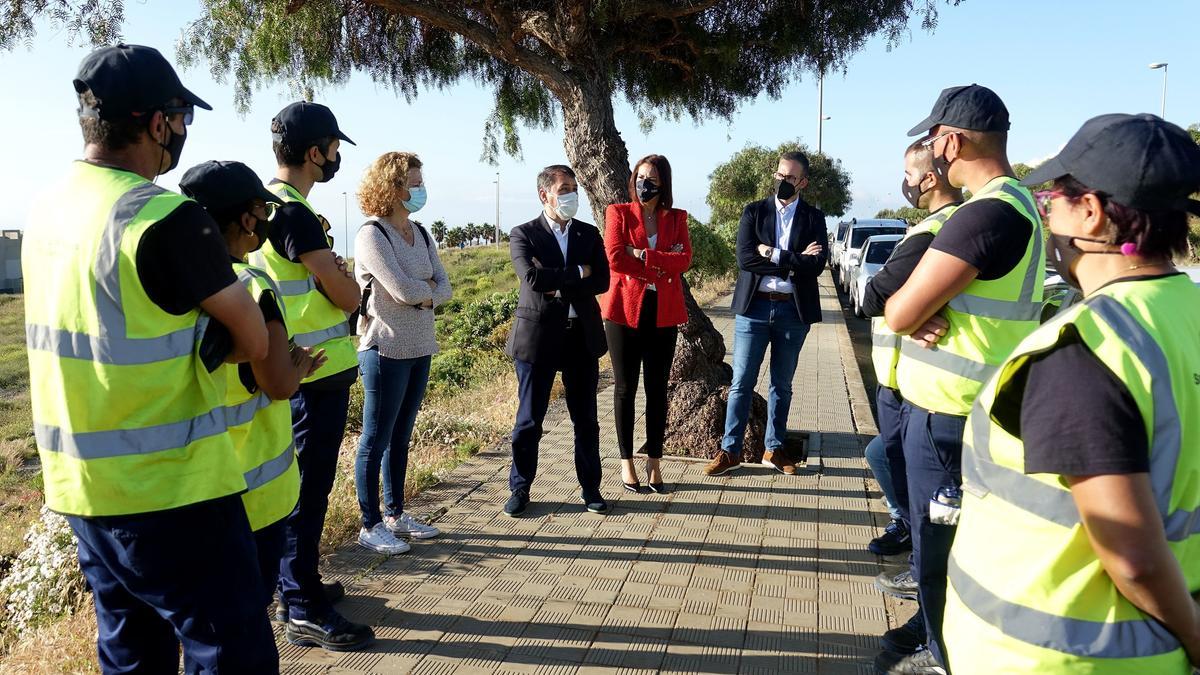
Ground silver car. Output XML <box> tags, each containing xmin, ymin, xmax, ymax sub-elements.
<box><xmin>850</xmin><ymin>234</ymin><xmax>903</xmax><ymax>318</ymax></box>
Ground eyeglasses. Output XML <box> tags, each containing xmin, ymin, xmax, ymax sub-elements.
<box><xmin>248</xmin><ymin>201</ymin><xmax>277</xmax><ymax>221</ymax></box>
<box><xmin>1034</xmin><ymin>190</ymin><xmax>1067</xmax><ymax>218</ymax></box>
<box><xmin>920</xmin><ymin>130</ymin><xmax>957</xmax><ymax>148</ymax></box>
<box><xmin>161</xmin><ymin>105</ymin><xmax>195</xmax><ymax>126</ymax></box>
<box><xmin>774</xmin><ymin>172</ymin><xmax>802</xmax><ymax>183</ymax></box>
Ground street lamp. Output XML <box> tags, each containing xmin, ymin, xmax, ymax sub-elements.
<box><xmin>1149</xmin><ymin>62</ymin><xmax>1168</xmax><ymax>118</ymax></box>
<box><xmin>493</xmin><ymin>172</ymin><xmax>500</xmax><ymax>247</ymax></box>
<box><xmin>817</xmin><ymin>72</ymin><xmax>824</xmax><ymax>153</ymax></box>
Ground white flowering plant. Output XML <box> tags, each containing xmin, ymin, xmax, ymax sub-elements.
<box><xmin>0</xmin><ymin>506</ymin><xmax>86</xmax><ymax>638</ymax></box>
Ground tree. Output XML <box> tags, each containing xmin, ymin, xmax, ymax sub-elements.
<box><xmin>707</xmin><ymin>141</ymin><xmax>853</xmax><ymax>226</ymax></box>
<box><xmin>445</xmin><ymin>226</ymin><xmax>466</xmax><ymax>249</ymax></box>
<box><xmin>431</xmin><ymin>219</ymin><xmax>448</xmax><ymax>244</ymax></box>
<box><xmin>9</xmin><ymin>0</ymin><xmax>955</xmax><ymax>457</ymax></box>
<box><xmin>875</xmin><ymin>207</ymin><xmax>927</xmax><ymax>224</ymax></box>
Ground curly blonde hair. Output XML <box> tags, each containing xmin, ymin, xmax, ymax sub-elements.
<box><xmin>358</xmin><ymin>151</ymin><xmax>423</xmax><ymax>217</ymax></box>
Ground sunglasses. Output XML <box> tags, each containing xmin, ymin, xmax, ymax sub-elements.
<box><xmin>161</xmin><ymin>105</ymin><xmax>195</xmax><ymax>126</ymax></box>
<box><xmin>1034</xmin><ymin>190</ymin><xmax>1067</xmax><ymax>218</ymax></box>
<box><xmin>247</xmin><ymin>200</ymin><xmax>277</xmax><ymax>221</ymax></box>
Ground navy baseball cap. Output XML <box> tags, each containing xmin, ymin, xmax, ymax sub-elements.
<box><xmin>73</xmin><ymin>44</ymin><xmax>211</xmax><ymax>119</ymax></box>
<box><xmin>1022</xmin><ymin>113</ymin><xmax>1200</xmax><ymax>214</ymax></box>
<box><xmin>908</xmin><ymin>84</ymin><xmax>1010</xmax><ymax>137</ymax></box>
<box><xmin>179</xmin><ymin>161</ymin><xmax>281</xmax><ymax>212</ymax></box>
<box><xmin>271</xmin><ymin>102</ymin><xmax>355</xmax><ymax>149</ymax></box>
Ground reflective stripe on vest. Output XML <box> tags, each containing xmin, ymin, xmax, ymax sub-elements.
<box><xmin>244</xmin><ymin>442</ymin><xmax>296</xmax><ymax>492</ymax></box>
<box><xmin>26</xmin><ymin>163</ymin><xmax>243</xmax><ymax>515</ymax></box>
<box><xmin>869</xmin><ymin>207</ymin><xmax>957</xmax><ymax>392</ymax></box>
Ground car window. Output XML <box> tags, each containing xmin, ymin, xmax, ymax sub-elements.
<box><xmin>837</xmin><ymin>222</ymin><xmax>851</xmax><ymax>241</ymax></box>
<box><xmin>864</xmin><ymin>240</ymin><xmax>898</xmax><ymax>264</ymax></box>
<box><xmin>850</xmin><ymin>227</ymin><xmax>903</xmax><ymax>248</ymax></box>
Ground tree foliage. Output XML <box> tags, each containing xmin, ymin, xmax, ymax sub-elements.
<box><xmin>706</xmin><ymin>140</ymin><xmax>852</xmax><ymax>224</ymax></box>
<box><xmin>874</xmin><ymin>206</ymin><xmax>927</xmax><ymax>224</ymax></box>
<box><xmin>430</xmin><ymin>219</ymin><xmax>447</xmax><ymax>243</ymax></box>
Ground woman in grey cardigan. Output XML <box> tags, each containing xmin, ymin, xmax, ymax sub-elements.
<box><xmin>353</xmin><ymin>152</ymin><xmax>451</xmax><ymax>555</ymax></box>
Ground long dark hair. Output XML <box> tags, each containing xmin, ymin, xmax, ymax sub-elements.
<box><xmin>629</xmin><ymin>154</ymin><xmax>673</xmax><ymax>209</ymax></box>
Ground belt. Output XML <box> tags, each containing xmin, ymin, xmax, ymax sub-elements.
<box><xmin>755</xmin><ymin>291</ymin><xmax>792</xmax><ymax>302</ymax></box>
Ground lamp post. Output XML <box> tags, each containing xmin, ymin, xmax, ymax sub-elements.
<box><xmin>494</xmin><ymin>172</ymin><xmax>500</xmax><ymax>247</ymax></box>
<box><xmin>341</xmin><ymin>191</ymin><xmax>348</xmax><ymax>257</ymax></box>
<box><xmin>1149</xmin><ymin>62</ymin><xmax>1168</xmax><ymax>118</ymax></box>
<box><xmin>817</xmin><ymin>72</ymin><xmax>824</xmax><ymax>153</ymax></box>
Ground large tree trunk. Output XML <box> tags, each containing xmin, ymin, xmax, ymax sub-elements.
<box><xmin>559</xmin><ymin>74</ymin><xmax>767</xmax><ymax>461</ymax></box>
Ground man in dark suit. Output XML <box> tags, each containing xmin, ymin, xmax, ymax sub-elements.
<box><xmin>706</xmin><ymin>151</ymin><xmax>829</xmax><ymax>477</ymax></box>
<box><xmin>503</xmin><ymin>164</ymin><xmax>611</xmax><ymax>516</ymax></box>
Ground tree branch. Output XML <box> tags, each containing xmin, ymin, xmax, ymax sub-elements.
<box><xmin>634</xmin><ymin>0</ymin><xmax>721</xmax><ymax>20</ymax></box>
<box><xmin>367</xmin><ymin>0</ymin><xmax>572</xmax><ymax>94</ymax></box>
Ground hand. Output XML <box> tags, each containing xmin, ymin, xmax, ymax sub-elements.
<box><xmin>420</xmin><ymin>299</ymin><xmax>433</xmax><ymax>309</ymax></box>
<box><xmin>425</xmin><ymin>279</ymin><xmax>436</xmax><ymax>290</ymax></box>
<box><xmin>531</xmin><ymin>256</ymin><xmax>544</xmax><ymax>269</ymax></box>
<box><xmin>333</xmin><ymin>253</ymin><xmax>352</xmax><ymax>279</ymax></box>
<box><xmin>803</xmin><ymin>242</ymin><xmax>823</xmax><ymax>256</ymax></box>
<box><xmin>306</xmin><ymin>349</ymin><xmax>327</xmax><ymax>377</ymax></box>
<box><xmin>909</xmin><ymin>314</ymin><xmax>950</xmax><ymax>349</ymax></box>
<box><xmin>757</xmin><ymin>244</ymin><xmax>774</xmax><ymax>258</ymax></box>
<box><xmin>626</xmin><ymin>246</ymin><xmax>644</xmax><ymax>261</ymax></box>
<box><xmin>670</xmin><ymin>243</ymin><xmax>684</xmax><ymax>253</ymax></box>
<box><xmin>580</xmin><ymin>264</ymin><xmax>592</xmax><ymax>279</ymax></box>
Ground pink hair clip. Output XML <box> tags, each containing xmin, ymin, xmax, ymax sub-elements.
<box><xmin>1120</xmin><ymin>242</ymin><xmax>1139</xmax><ymax>256</ymax></box>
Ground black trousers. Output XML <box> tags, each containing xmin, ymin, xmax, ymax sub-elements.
<box><xmin>604</xmin><ymin>290</ymin><xmax>679</xmax><ymax>459</ymax></box>
<box><xmin>509</xmin><ymin>322</ymin><xmax>602</xmax><ymax>498</ymax></box>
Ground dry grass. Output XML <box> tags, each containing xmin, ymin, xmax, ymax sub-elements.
<box><xmin>689</xmin><ymin>273</ymin><xmax>736</xmax><ymax>307</ymax></box>
<box><xmin>0</xmin><ymin>600</ymin><xmax>98</xmax><ymax>675</ymax></box>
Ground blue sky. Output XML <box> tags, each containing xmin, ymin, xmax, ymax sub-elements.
<box><xmin>1</xmin><ymin>1</ymin><xmax>1196</xmax><ymax>257</ymax></box>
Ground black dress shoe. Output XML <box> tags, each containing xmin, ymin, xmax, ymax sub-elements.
<box><xmin>286</xmin><ymin>610</ymin><xmax>374</xmax><ymax>652</ymax></box>
<box><xmin>274</xmin><ymin>581</ymin><xmax>347</xmax><ymax>623</ymax></box>
<box><xmin>581</xmin><ymin>492</ymin><xmax>609</xmax><ymax>514</ymax></box>
<box><xmin>622</xmin><ymin>481</ymin><xmax>642</xmax><ymax>493</ymax></box>
<box><xmin>648</xmin><ymin>482</ymin><xmax>668</xmax><ymax>494</ymax></box>
<box><xmin>504</xmin><ymin>490</ymin><xmax>529</xmax><ymax>517</ymax></box>
<box><xmin>881</xmin><ymin>613</ymin><xmax>926</xmax><ymax>654</ymax></box>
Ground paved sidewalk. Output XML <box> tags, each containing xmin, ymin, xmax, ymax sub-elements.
<box><xmin>279</xmin><ymin>272</ymin><xmax>890</xmax><ymax>674</ymax></box>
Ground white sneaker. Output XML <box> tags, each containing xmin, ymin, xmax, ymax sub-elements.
<box><xmin>358</xmin><ymin>523</ymin><xmax>411</xmax><ymax>555</ymax></box>
<box><xmin>385</xmin><ymin>512</ymin><xmax>440</xmax><ymax>540</ymax></box>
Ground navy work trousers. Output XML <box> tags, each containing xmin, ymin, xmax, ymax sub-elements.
<box><xmin>67</xmin><ymin>494</ymin><xmax>278</xmax><ymax>674</ymax></box>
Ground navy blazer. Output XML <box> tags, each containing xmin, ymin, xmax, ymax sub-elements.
<box><xmin>504</xmin><ymin>215</ymin><xmax>610</xmax><ymax>365</ymax></box>
<box><xmin>730</xmin><ymin>196</ymin><xmax>829</xmax><ymax>324</ymax></box>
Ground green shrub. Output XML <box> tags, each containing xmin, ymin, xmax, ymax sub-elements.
<box><xmin>714</xmin><ymin>220</ymin><xmax>739</xmax><ymax>250</ymax></box>
<box><xmin>442</xmin><ymin>290</ymin><xmax>518</xmax><ymax>353</ymax></box>
<box><xmin>687</xmin><ymin>219</ymin><xmax>735</xmax><ymax>283</ymax></box>
<box><xmin>429</xmin><ymin>348</ymin><xmax>477</xmax><ymax>395</ymax></box>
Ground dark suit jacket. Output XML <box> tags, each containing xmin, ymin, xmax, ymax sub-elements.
<box><xmin>731</xmin><ymin>197</ymin><xmax>829</xmax><ymax>324</ymax></box>
<box><xmin>505</xmin><ymin>214</ymin><xmax>610</xmax><ymax>365</ymax></box>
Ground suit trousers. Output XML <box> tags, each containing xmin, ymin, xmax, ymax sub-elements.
<box><xmin>509</xmin><ymin>323</ymin><xmax>602</xmax><ymax>499</ymax></box>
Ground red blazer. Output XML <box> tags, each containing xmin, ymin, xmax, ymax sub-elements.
<box><xmin>601</xmin><ymin>202</ymin><xmax>692</xmax><ymax>328</ymax></box>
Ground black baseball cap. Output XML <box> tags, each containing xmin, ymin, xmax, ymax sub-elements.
<box><xmin>1021</xmin><ymin>113</ymin><xmax>1200</xmax><ymax>214</ymax></box>
<box><xmin>907</xmin><ymin>84</ymin><xmax>1010</xmax><ymax>137</ymax></box>
<box><xmin>73</xmin><ymin>44</ymin><xmax>211</xmax><ymax>119</ymax></box>
<box><xmin>179</xmin><ymin>161</ymin><xmax>281</xmax><ymax>212</ymax></box>
<box><xmin>271</xmin><ymin>102</ymin><xmax>355</xmax><ymax>149</ymax></box>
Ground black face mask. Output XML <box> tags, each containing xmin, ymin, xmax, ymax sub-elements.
<box><xmin>636</xmin><ymin>178</ymin><xmax>660</xmax><ymax>202</ymax></box>
<box><xmin>316</xmin><ymin>150</ymin><xmax>341</xmax><ymax>183</ymax></box>
<box><xmin>1048</xmin><ymin>234</ymin><xmax>1121</xmax><ymax>289</ymax></box>
<box><xmin>901</xmin><ymin>175</ymin><xmax>929</xmax><ymax>209</ymax></box>
<box><xmin>931</xmin><ymin>146</ymin><xmax>954</xmax><ymax>180</ymax></box>
<box><xmin>775</xmin><ymin>178</ymin><xmax>797</xmax><ymax>202</ymax></box>
<box><xmin>158</xmin><ymin>124</ymin><xmax>186</xmax><ymax>175</ymax></box>
<box><xmin>246</xmin><ymin>214</ymin><xmax>271</xmax><ymax>253</ymax></box>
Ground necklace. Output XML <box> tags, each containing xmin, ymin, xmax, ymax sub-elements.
<box><xmin>1126</xmin><ymin>260</ymin><xmax>1168</xmax><ymax>271</ymax></box>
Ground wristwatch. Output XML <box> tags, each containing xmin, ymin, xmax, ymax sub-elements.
<box><xmin>639</xmin><ymin>249</ymin><xmax>647</xmax><ymax>263</ymax></box>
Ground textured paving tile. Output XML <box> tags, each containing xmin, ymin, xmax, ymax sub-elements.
<box><xmin>278</xmin><ymin>273</ymin><xmax>891</xmax><ymax>672</ymax></box>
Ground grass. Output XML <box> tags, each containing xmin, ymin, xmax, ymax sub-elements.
<box><xmin>435</xmin><ymin>245</ymin><xmax>518</xmax><ymax>307</ymax></box>
<box><xmin>0</xmin><ymin>295</ymin><xmax>37</xmax><ymax>566</ymax></box>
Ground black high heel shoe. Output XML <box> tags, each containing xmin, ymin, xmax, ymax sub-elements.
<box><xmin>623</xmin><ymin>481</ymin><xmax>642</xmax><ymax>493</ymax></box>
<box><xmin>648</xmin><ymin>482</ymin><xmax>668</xmax><ymax>494</ymax></box>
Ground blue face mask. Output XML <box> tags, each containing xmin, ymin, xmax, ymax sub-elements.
<box><xmin>402</xmin><ymin>185</ymin><xmax>427</xmax><ymax>213</ymax></box>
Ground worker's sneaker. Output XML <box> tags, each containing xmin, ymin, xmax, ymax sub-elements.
<box><xmin>873</xmin><ymin>646</ymin><xmax>945</xmax><ymax>674</ymax></box>
<box><xmin>358</xmin><ymin>523</ymin><xmax>410</xmax><ymax>555</ymax></box>
<box><xmin>869</xmin><ymin>520</ymin><xmax>912</xmax><ymax>556</ymax></box>
<box><xmin>504</xmin><ymin>489</ymin><xmax>529</xmax><ymax>517</ymax></box>
<box><xmin>286</xmin><ymin>610</ymin><xmax>374</xmax><ymax>652</ymax></box>
<box><xmin>385</xmin><ymin>512</ymin><xmax>440</xmax><ymax>540</ymax></box>
<box><xmin>881</xmin><ymin>613</ymin><xmax>926</xmax><ymax>654</ymax></box>
<box><xmin>761</xmin><ymin>449</ymin><xmax>797</xmax><ymax>475</ymax></box>
<box><xmin>703</xmin><ymin>451</ymin><xmax>741</xmax><ymax>476</ymax></box>
<box><xmin>874</xmin><ymin>569</ymin><xmax>918</xmax><ymax>600</ymax></box>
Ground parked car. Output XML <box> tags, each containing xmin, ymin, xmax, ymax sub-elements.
<box><xmin>850</xmin><ymin>234</ymin><xmax>903</xmax><ymax>318</ymax></box>
<box><xmin>830</xmin><ymin>218</ymin><xmax>854</xmax><ymax>274</ymax></box>
<box><xmin>1043</xmin><ymin>266</ymin><xmax>1200</xmax><ymax>323</ymax></box>
<box><xmin>838</xmin><ymin>219</ymin><xmax>907</xmax><ymax>292</ymax></box>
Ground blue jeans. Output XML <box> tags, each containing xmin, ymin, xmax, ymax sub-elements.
<box><xmin>722</xmin><ymin>297</ymin><xmax>811</xmax><ymax>456</ymax></box>
<box><xmin>355</xmin><ymin>348</ymin><xmax>431</xmax><ymax>528</ymax></box>
<box><xmin>902</xmin><ymin>401</ymin><xmax>966</xmax><ymax>667</ymax></box>
<box><xmin>68</xmin><ymin>495</ymin><xmax>278</xmax><ymax>674</ymax></box>
<box><xmin>279</xmin><ymin>384</ymin><xmax>350</xmax><ymax>622</ymax></box>
<box><xmin>864</xmin><ymin>435</ymin><xmax>902</xmax><ymax>521</ymax></box>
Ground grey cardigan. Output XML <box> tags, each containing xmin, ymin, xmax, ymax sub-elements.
<box><xmin>354</xmin><ymin>219</ymin><xmax>452</xmax><ymax>360</ymax></box>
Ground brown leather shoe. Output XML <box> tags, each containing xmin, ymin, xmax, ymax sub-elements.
<box><xmin>762</xmin><ymin>449</ymin><xmax>797</xmax><ymax>475</ymax></box>
<box><xmin>703</xmin><ymin>451</ymin><xmax>741</xmax><ymax>476</ymax></box>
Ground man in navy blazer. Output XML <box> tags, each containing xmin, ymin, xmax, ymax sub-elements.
<box><xmin>503</xmin><ymin>164</ymin><xmax>610</xmax><ymax>518</ymax></box>
<box><xmin>706</xmin><ymin>151</ymin><xmax>828</xmax><ymax>477</ymax></box>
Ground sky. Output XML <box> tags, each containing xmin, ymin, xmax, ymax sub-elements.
<box><xmin>1</xmin><ymin>1</ymin><xmax>1197</xmax><ymax>257</ymax></box>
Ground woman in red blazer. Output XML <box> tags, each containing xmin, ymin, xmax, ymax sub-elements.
<box><xmin>601</xmin><ymin>154</ymin><xmax>692</xmax><ymax>493</ymax></box>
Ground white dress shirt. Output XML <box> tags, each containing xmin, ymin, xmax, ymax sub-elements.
<box><xmin>544</xmin><ymin>213</ymin><xmax>582</xmax><ymax>318</ymax></box>
<box><xmin>646</xmin><ymin>233</ymin><xmax>657</xmax><ymax>292</ymax></box>
<box><xmin>757</xmin><ymin>198</ymin><xmax>797</xmax><ymax>293</ymax></box>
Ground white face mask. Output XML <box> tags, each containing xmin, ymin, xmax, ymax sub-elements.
<box><xmin>552</xmin><ymin>191</ymin><xmax>579</xmax><ymax>220</ymax></box>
